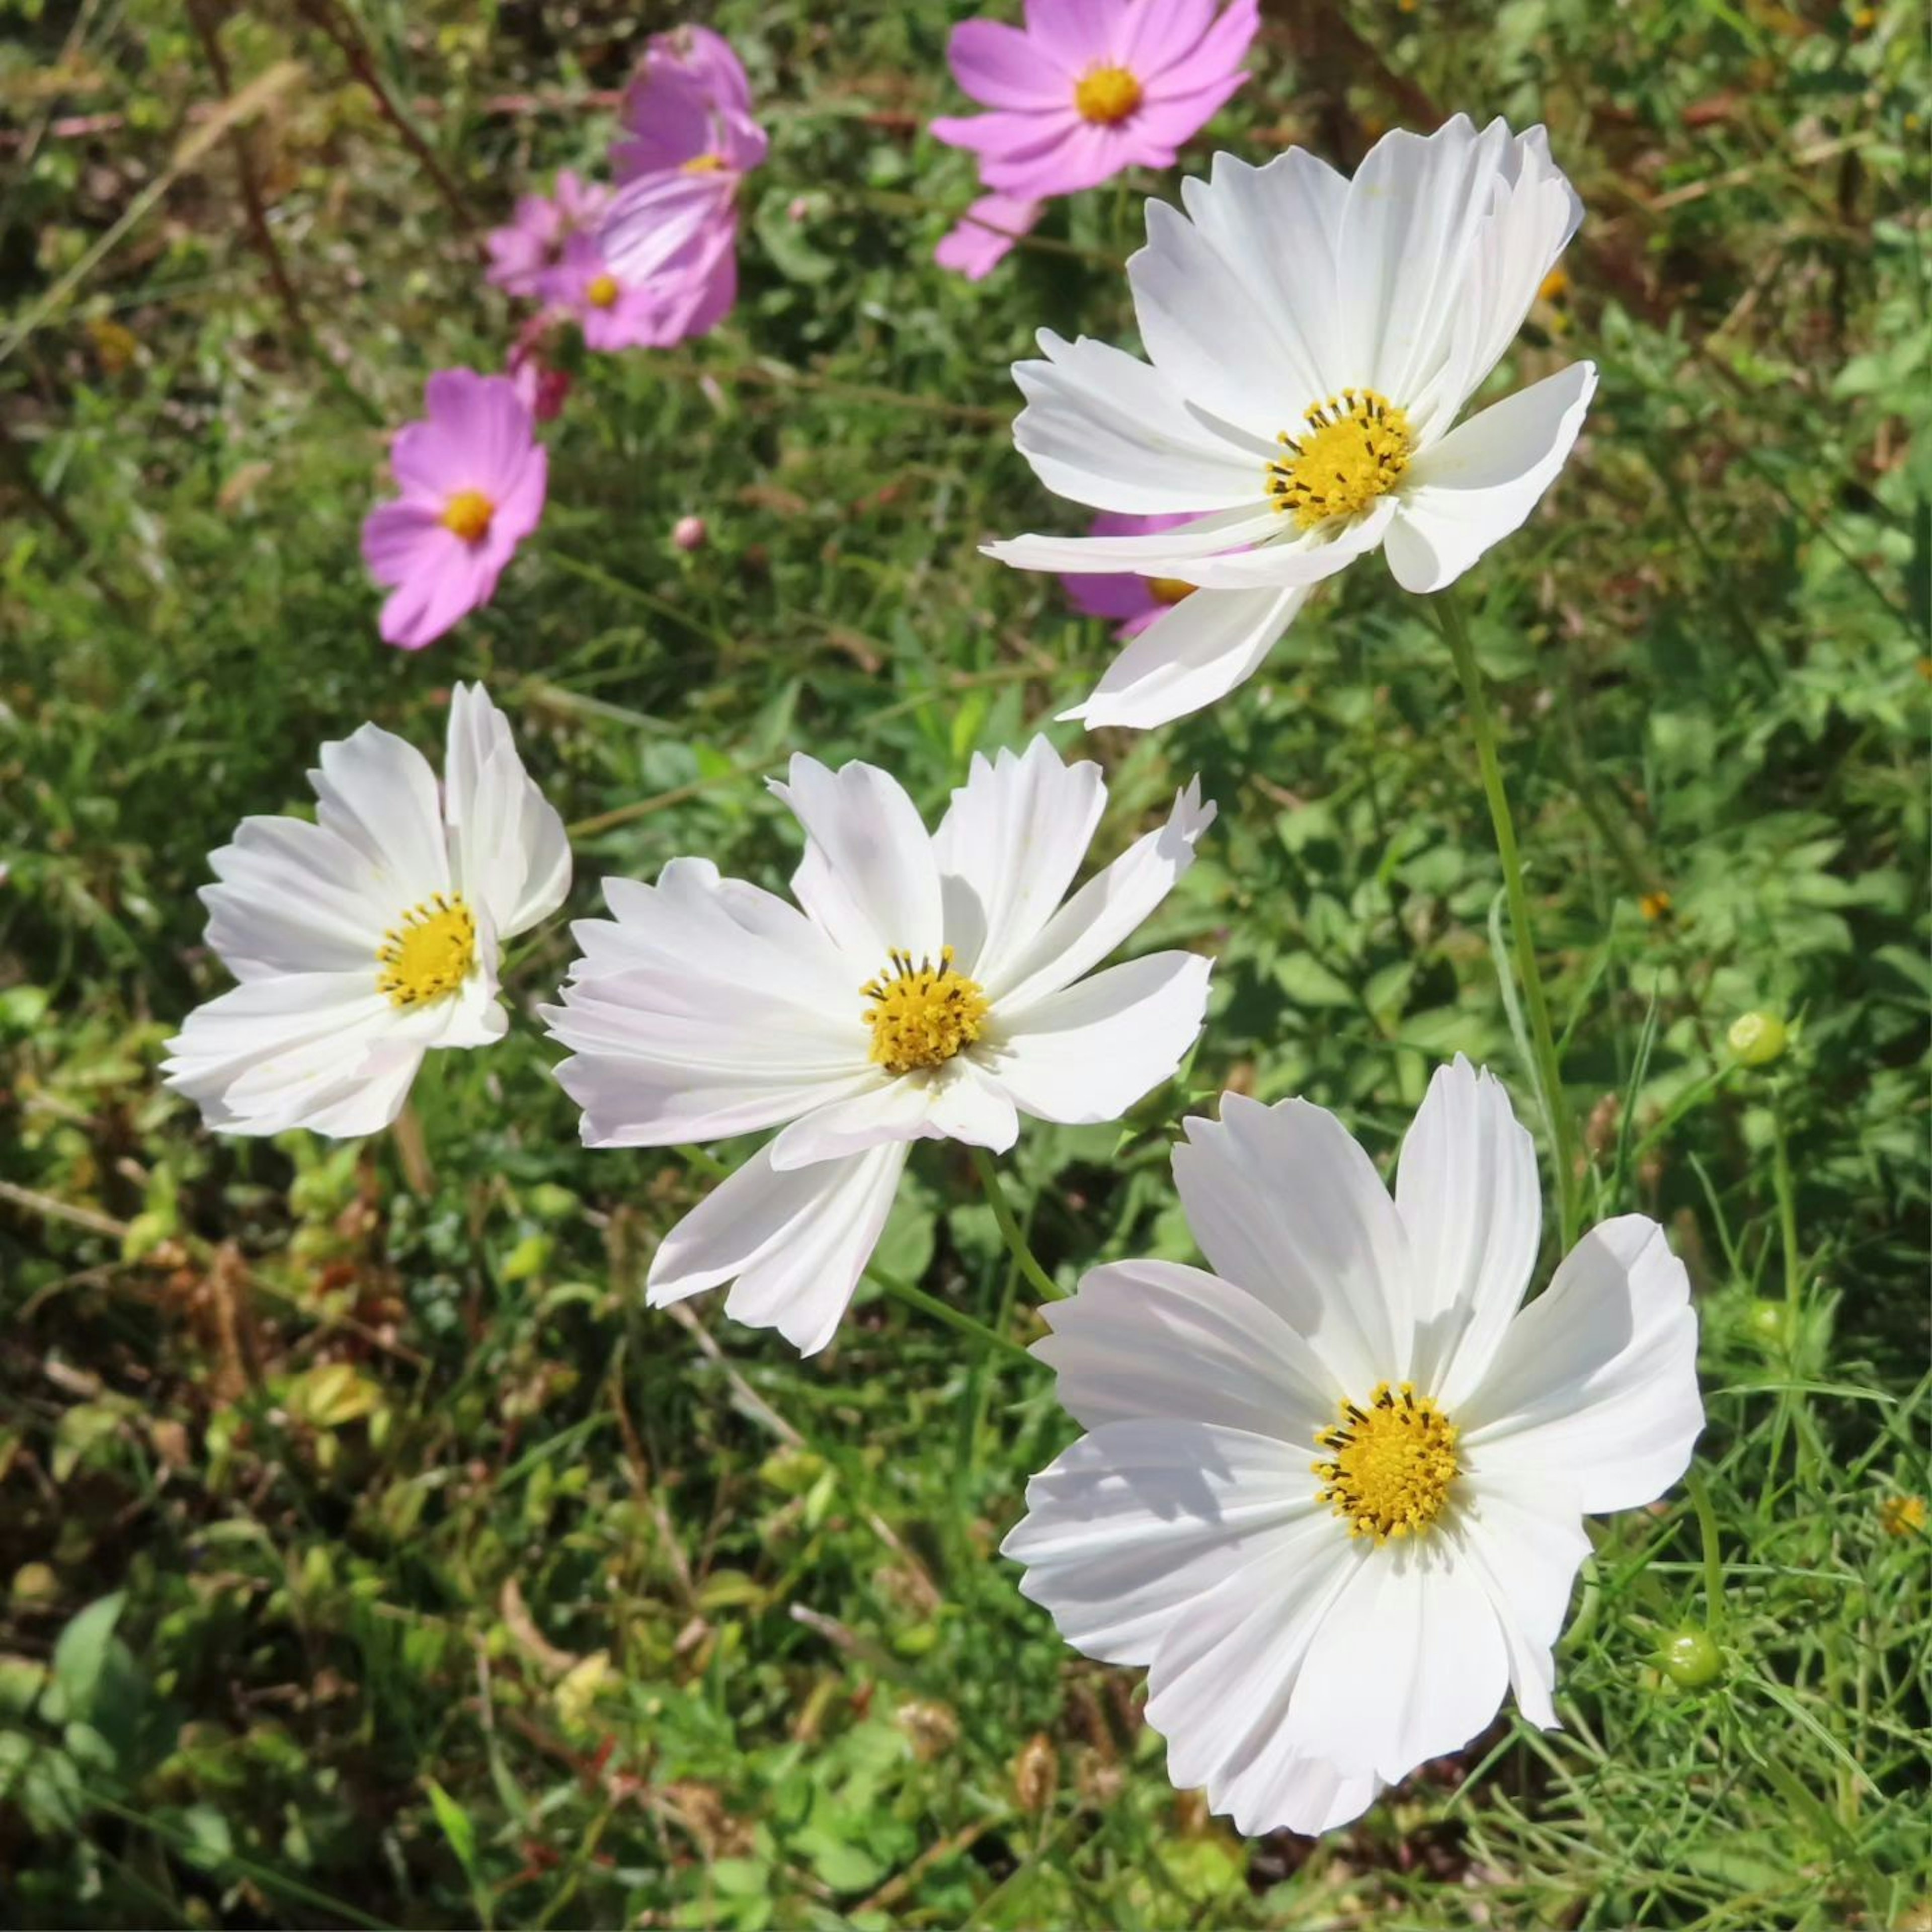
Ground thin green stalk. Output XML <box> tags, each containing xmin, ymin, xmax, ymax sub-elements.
<box><xmin>1434</xmin><ymin>589</ymin><xmax>1582</xmax><ymax>1246</ymax></box>
<box><xmin>865</xmin><ymin>1261</ymin><xmax>1039</xmax><ymax>1366</ymax></box>
<box><xmin>1768</xmin><ymin>1081</ymin><xmax>1804</xmax><ymax>1349</ymax></box>
<box><xmin>968</xmin><ymin>1146</ymin><xmax>1065</xmax><ymax>1303</ymax></box>
<box><xmin>1685</xmin><ymin>1468</ymin><xmax>1728</xmax><ymax>1631</ymax></box>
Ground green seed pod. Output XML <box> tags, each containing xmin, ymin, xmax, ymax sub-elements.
<box><xmin>1656</xmin><ymin>1627</ymin><xmax>1723</xmax><ymax>1689</ymax></box>
<box><xmin>1727</xmin><ymin>1011</ymin><xmax>1788</xmax><ymax>1067</ymax></box>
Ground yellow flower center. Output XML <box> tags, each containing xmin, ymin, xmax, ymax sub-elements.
<box><xmin>682</xmin><ymin>152</ymin><xmax>728</xmax><ymax>174</ymax></box>
<box><xmin>862</xmin><ymin>946</ymin><xmax>988</xmax><ymax>1076</ymax></box>
<box><xmin>1266</xmin><ymin>389</ymin><xmax>1413</xmax><ymax>530</ymax></box>
<box><xmin>586</xmin><ymin>273</ymin><xmax>621</xmax><ymax>309</ymax></box>
<box><xmin>1074</xmin><ymin>64</ymin><xmax>1142</xmax><ymax>125</ymax></box>
<box><xmin>440</xmin><ymin>490</ymin><xmax>495</xmax><ymax>543</ymax></box>
<box><xmin>1314</xmin><ymin>1382</ymin><xmax>1459</xmax><ymax>1543</ymax></box>
<box><xmin>377</xmin><ymin>894</ymin><xmax>477</xmax><ymax>1008</ymax></box>
<box><xmin>1147</xmin><ymin>576</ymin><xmax>1195</xmax><ymax>606</ymax></box>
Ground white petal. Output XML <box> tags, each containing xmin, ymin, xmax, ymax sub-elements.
<box><xmin>544</xmin><ymin>858</ymin><xmax>872</xmax><ymax>1145</ymax></box>
<box><xmin>1461</xmin><ymin>1215</ymin><xmax>1702</xmax><ymax>1513</ymax></box>
<box><xmin>770</xmin><ymin>755</ymin><xmax>944</xmax><ymax>970</ymax></box>
<box><xmin>1171</xmin><ymin>1094</ymin><xmax>1412</xmax><ymax>1398</ymax></box>
<box><xmin>1211</xmin><ymin>1752</ymin><xmax>1382</xmax><ymax>1840</ymax></box>
<box><xmin>646</xmin><ymin>1139</ymin><xmax>909</xmax><ymax>1356</ymax></box>
<box><xmin>1128</xmin><ymin>194</ymin><xmax>1312</xmax><ymax>439</ymax></box>
<box><xmin>985</xmin><ymin>501</ymin><xmax>1285</xmax><ymax>577</ymax></box>
<box><xmin>164</xmin><ymin>973</ymin><xmax>423</xmax><ymax>1138</ymax></box>
<box><xmin>931</xmin><ymin>737</ymin><xmax>1105</xmax><ymax>987</ymax></box>
<box><xmin>1396</xmin><ymin>1055</ymin><xmax>1543</xmax><ymax>1408</ymax></box>
<box><xmin>1061</xmin><ymin>584</ymin><xmax>1307</xmax><ymax>732</ymax></box>
<box><xmin>1452</xmin><ymin>1481</ymin><xmax>1592</xmax><ymax>1731</ymax></box>
<box><xmin>1335</xmin><ymin>116</ymin><xmax>1514</xmax><ymax>418</ymax></box>
<box><xmin>1285</xmin><ymin>1533</ymin><xmax>1510</xmax><ymax>1782</ymax></box>
<box><xmin>1163</xmin><ymin>497</ymin><xmax>1395</xmax><ymax>590</ymax></box>
<box><xmin>1173</xmin><ymin>149</ymin><xmax>1351</xmax><ymax>414</ymax></box>
<box><xmin>986</xmin><ymin>951</ymin><xmax>1210</xmax><ymax>1125</ymax></box>
<box><xmin>1419</xmin><ymin>125</ymin><xmax>1584</xmax><ymax>431</ymax></box>
<box><xmin>1002</xmin><ymin>1419</ymin><xmax>1322</xmax><ymax>1667</ymax></box>
<box><xmin>1143</xmin><ymin>1516</ymin><xmax>1374</xmax><ymax>1827</ymax></box>
<box><xmin>444</xmin><ymin>682</ymin><xmax>572</xmax><ymax>937</ymax></box>
<box><xmin>310</xmin><ymin>723</ymin><xmax>451</xmax><ymax>913</ymax></box>
<box><xmin>986</xmin><ymin>779</ymin><xmax>1215</xmax><ymax>1011</ymax></box>
<box><xmin>1033</xmin><ymin>1258</ymin><xmax>1334</xmax><ymax>1440</ymax></box>
<box><xmin>766</xmin><ymin>1056</ymin><xmax>1018</xmax><ymax>1165</ymax></box>
<box><xmin>1009</xmin><ymin>329</ymin><xmax>1266</xmax><ymax>514</ymax></box>
<box><xmin>1384</xmin><ymin>362</ymin><xmax>1597</xmax><ymax>594</ymax></box>
<box><xmin>201</xmin><ymin>816</ymin><xmax>387</xmax><ymax>977</ymax></box>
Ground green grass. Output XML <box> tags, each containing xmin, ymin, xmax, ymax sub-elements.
<box><xmin>2</xmin><ymin>0</ymin><xmax>1927</xmax><ymax>1925</ymax></box>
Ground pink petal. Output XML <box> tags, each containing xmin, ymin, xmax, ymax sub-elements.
<box><xmin>930</xmin><ymin>106</ymin><xmax>1077</xmax><ymax>165</ymax></box>
<box><xmin>949</xmin><ymin>19</ymin><xmax>1073</xmax><ymax>107</ymax></box>
<box><xmin>377</xmin><ymin>538</ymin><xmax>495</xmax><ymax>651</ymax></box>
<box><xmin>981</xmin><ymin>119</ymin><xmax>1123</xmax><ymax>198</ymax></box>
<box><xmin>935</xmin><ymin>193</ymin><xmax>1041</xmax><ymax>280</ymax></box>
<box><xmin>1122</xmin><ymin>79</ymin><xmax>1246</xmax><ymax>149</ymax></box>
<box><xmin>1023</xmin><ymin>0</ymin><xmax>1126</xmax><ymax>68</ymax></box>
<box><xmin>1141</xmin><ymin>0</ymin><xmax>1260</xmax><ymax>94</ymax></box>
<box><xmin>1065</xmin><ymin>570</ymin><xmax>1157</xmax><ymax>622</ymax></box>
<box><xmin>360</xmin><ymin>499</ymin><xmax>445</xmax><ymax>588</ymax></box>
<box><xmin>1118</xmin><ymin>0</ymin><xmax>1217</xmax><ymax>67</ymax></box>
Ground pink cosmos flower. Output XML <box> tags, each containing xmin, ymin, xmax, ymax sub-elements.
<box><xmin>597</xmin><ymin>25</ymin><xmax>765</xmax><ymax>344</ymax></box>
<box><xmin>360</xmin><ymin>372</ymin><xmax>547</xmax><ymax>652</ymax></box>
<box><xmin>486</xmin><ymin>170</ymin><xmax>612</xmax><ymax>301</ymax></box>
<box><xmin>933</xmin><ymin>0</ymin><xmax>1259</xmax><ymax>201</ymax></box>
<box><xmin>553</xmin><ymin>235</ymin><xmax>673</xmax><ymax>353</ymax></box>
<box><xmin>935</xmin><ymin>192</ymin><xmax>1043</xmax><ymax>280</ymax></box>
<box><xmin>1061</xmin><ymin>512</ymin><xmax>1196</xmax><ymax>636</ymax></box>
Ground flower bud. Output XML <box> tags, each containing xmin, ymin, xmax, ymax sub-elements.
<box><xmin>672</xmin><ymin>514</ymin><xmax>707</xmax><ymax>552</ymax></box>
<box><xmin>1727</xmin><ymin>1011</ymin><xmax>1787</xmax><ymax>1067</ymax></box>
<box><xmin>1655</xmin><ymin>1627</ymin><xmax>1722</xmax><ymax>1689</ymax></box>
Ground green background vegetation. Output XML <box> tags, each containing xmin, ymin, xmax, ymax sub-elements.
<box><xmin>1</xmin><ymin>0</ymin><xmax>1926</xmax><ymax>1924</ymax></box>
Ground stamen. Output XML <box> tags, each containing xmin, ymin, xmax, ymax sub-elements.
<box><xmin>681</xmin><ymin>153</ymin><xmax>728</xmax><ymax>174</ymax></box>
<box><xmin>861</xmin><ymin>945</ymin><xmax>988</xmax><ymax>1076</ymax></box>
<box><xmin>1146</xmin><ymin>576</ymin><xmax>1195</xmax><ymax>607</ymax></box>
<box><xmin>1074</xmin><ymin>64</ymin><xmax>1142</xmax><ymax>125</ymax></box>
<box><xmin>1312</xmin><ymin>1381</ymin><xmax>1459</xmax><ymax>1544</ymax></box>
<box><xmin>440</xmin><ymin>490</ymin><xmax>495</xmax><ymax>543</ymax></box>
<box><xmin>1265</xmin><ymin>388</ymin><xmax>1413</xmax><ymax>531</ymax></box>
<box><xmin>586</xmin><ymin>274</ymin><xmax>621</xmax><ymax>309</ymax></box>
<box><xmin>377</xmin><ymin>894</ymin><xmax>477</xmax><ymax>1008</ymax></box>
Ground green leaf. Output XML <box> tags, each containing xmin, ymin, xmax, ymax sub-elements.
<box><xmin>425</xmin><ymin>1778</ymin><xmax>479</xmax><ymax>1880</ymax></box>
<box><xmin>51</xmin><ymin>1592</ymin><xmax>125</xmax><ymax>1720</ymax></box>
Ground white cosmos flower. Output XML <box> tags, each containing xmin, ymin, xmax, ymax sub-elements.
<box><xmin>1003</xmin><ymin>1057</ymin><xmax>1702</xmax><ymax>1836</ymax></box>
<box><xmin>987</xmin><ymin>115</ymin><xmax>1592</xmax><ymax>730</ymax></box>
<box><xmin>165</xmin><ymin>684</ymin><xmax>570</xmax><ymax>1137</ymax></box>
<box><xmin>543</xmin><ymin>737</ymin><xmax>1216</xmax><ymax>1355</ymax></box>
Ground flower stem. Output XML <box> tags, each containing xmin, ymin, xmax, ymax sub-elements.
<box><xmin>864</xmin><ymin>1260</ymin><xmax>1040</xmax><ymax>1366</ymax></box>
<box><xmin>1433</xmin><ymin>588</ymin><xmax>1582</xmax><ymax>1247</ymax></box>
<box><xmin>968</xmin><ymin>1146</ymin><xmax>1066</xmax><ymax>1303</ymax></box>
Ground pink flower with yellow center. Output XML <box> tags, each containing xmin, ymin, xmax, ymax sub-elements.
<box><xmin>360</xmin><ymin>372</ymin><xmax>547</xmax><ymax>652</ymax></box>
<box><xmin>932</xmin><ymin>0</ymin><xmax>1259</xmax><ymax>213</ymax></box>
<box><xmin>596</xmin><ymin>24</ymin><xmax>766</xmax><ymax>346</ymax></box>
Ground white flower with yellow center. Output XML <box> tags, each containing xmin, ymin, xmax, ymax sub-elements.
<box><xmin>987</xmin><ymin>115</ymin><xmax>1593</xmax><ymax>730</ymax></box>
<box><xmin>1003</xmin><ymin>1058</ymin><xmax>1703</xmax><ymax>1836</ymax></box>
<box><xmin>165</xmin><ymin>685</ymin><xmax>570</xmax><ymax>1137</ymax></box>
<box><xmin>543</xmin><ymin>737</ymin><xmax>1215</xmax><ymax>1355</ymax></box>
